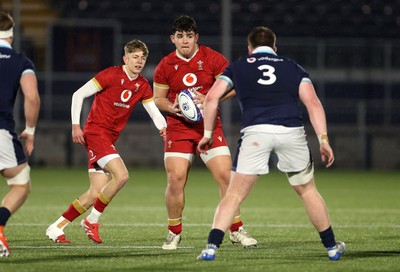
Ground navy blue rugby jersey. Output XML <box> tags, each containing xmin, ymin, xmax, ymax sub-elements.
<box><xmin>220</xmin><ymin>46</ymin><xmax>310</xmax><ymax>129</ymax></box>
<box><xmin>0</xmin><ymin>41</ymin><xmax>35</xmax><ymax>130</ymax></box>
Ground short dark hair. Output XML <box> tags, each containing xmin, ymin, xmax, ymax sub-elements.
<box><xmin>247</xmin><ymin>26</ymin><xmax>276</xmax><ymax>49</ymax></box>
<box><xmin>171</xmin><ymin>15</ymin><xmax>197</xmax><ymax>35</ymax></box>
<box><xmin>124</xmin><ymin>39</ymin><xmax>149</xmax><ymax>57</ymax></box>
<box><xmin>0</xmin><ymin>11</ymin><xmax>14</xmax><ymax>31</ymax></box>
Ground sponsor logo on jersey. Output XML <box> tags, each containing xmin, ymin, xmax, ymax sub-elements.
<box><xmin>182</xmin><ymin>73</ymin><xmax>197</xmax><ymax>86</ymax></box>
<box><xmin>0</xmin><ymin>53</ymin><xmax>11</xmax><ymax>59</ymax></box>
<box><xmin>121</xmin><ymin>89</ymin><xmax>132</xmax><ymax>102</ymax></box>
<box><xmin>114</xmin><ymin>102</ymin><xmax>130</xmax><ymax>109</ymax></box>
<box><xmin>257</xmin><ymin>56</ymin><xmax>283</xmax><ymax>62</ymax></box>
<box><xmin>114</xmin><ymin>89</ymin><xmax>132</xmax><ymax>108</ymax></box>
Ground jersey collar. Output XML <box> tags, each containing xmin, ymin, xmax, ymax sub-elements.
<box><xmin>123</xmin><ymin>65</ymin><xmax>138</xmax><ymax>81</ymax></box>
<box><xmin>175</xmin><ymin>44</ymin><xmax>199</xmax><ymax>62</ymax></box>
<box><xmin>0</xmin><ymin>39</ymin><xmax>12</xmax><ymax>49</ymax></box>
<box><xmin>252</xmin><ymin>46</ymin><xmax>276</xmax><ymax>55</ymax></box>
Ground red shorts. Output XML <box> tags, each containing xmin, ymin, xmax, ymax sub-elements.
<box><xmin>164</xmin><ymin>123</ymin><xmax>228</xmax><ymax>154</ymax></box>
<box><xmin>84</xmin><ymin>131</ymin><xmax>119</xmax><ymax>169</ymax></box>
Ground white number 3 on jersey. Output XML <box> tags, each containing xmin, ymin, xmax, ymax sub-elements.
<box><xmin>257</xmin><ymin>64</ymin><xmax>277</xmax><ymax>85</ymax></box>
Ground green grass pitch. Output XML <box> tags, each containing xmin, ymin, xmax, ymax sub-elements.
<box><xmin>0</xmin><ymin>167</ymin><xmax>399</xmax><ymax>271</ymax></box>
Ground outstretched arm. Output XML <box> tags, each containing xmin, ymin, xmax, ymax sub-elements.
<box><xmin>299</xmin><ymin>81</ymin><xmax>334</xmax><ymax>168</ymax></box>
<box><xmin>198</xmin><ymin>78</ymin><xmax>233</xmax><ymax>154</ymax></box>
<box><xmin>143</xmin><ymin>99</ymin><xmax>167</xmax><ymax>139</ymax></box>
<box><xmin>191</xmin><ymin>89</ymin><xmax>236</xmax><ymax>111</ymax></box>
<box><xmin>71</xmin><ymin>80</ymin><xmax>99</xmax><ymax>145</ymax></box>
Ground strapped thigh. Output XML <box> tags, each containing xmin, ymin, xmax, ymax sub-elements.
<box><xmin>7</xmin><ymin>165</ymin><xmax>30</xmax><ymax>185</ymax></box>
<box><xmin>286</xmin><ymin>162</ymin><xmax>314</xmax><ymax>186</ymax></box>
<box><xmin>200</xmin><ymin>146</ymin><xmax>231</xmax><ymax>164</ymax></box>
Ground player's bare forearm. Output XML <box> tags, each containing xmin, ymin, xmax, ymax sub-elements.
<box><xmin>24</xmin><ymin>97</ymin><xmax>40</xmax><ymax>128</ymax></box>
<box><xmin>220</xmin><ymin>89</ymin><xmax>236</xmax><ymax>102</ymax></box>
<box><xmin>309</xmin><ymin>105</ymin><xmax>328</xmax><ymax>137</ymax></box>
<box><xmin>154</xmin><ymin>96</ymin><xmax>180</xmax><ymax>116</ymax></box>
<box><xmin>21</xmin><ymin>73</ymin><xmax>40</xmax><ymax>128</ymax></box>
<box><xmin>154</xmin><ymin>97</ymin><xmax>170</xmax><ymax>111</ymax></box>
<box><xmin>299</xmin><ymin>82</ymin><xmax>328</xmax><ymax>136</ymax></box>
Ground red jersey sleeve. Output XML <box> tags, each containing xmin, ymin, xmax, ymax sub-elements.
<box><xmin>140</xmin><ymin>76</ymin><xmax>154</xmax><ymax>102</ymax></box>
<box><xmin>153</xmin><ymin>58</ymin><xmax>170</xmax><ymax>89</ymax></box>
<box><xmin>206</xmin><ymin>47</ymin><xmax>229</xmax><ymax>78</ymax></box>
<box><xmin>93</xmin><ymin>67</ymin><xmax>114</xmax><ymax>91</ymax></box>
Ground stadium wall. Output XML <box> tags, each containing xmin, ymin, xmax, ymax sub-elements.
<box><xmin>31</xmin><ymin>122</ymin><xmax>400</xmax><ymax>170</ymax></box>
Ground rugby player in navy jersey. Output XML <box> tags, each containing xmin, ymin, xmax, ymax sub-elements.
<box><xmin>0</xmin><ymin>11</ymin><xmax>40</xmax><ymax>257</ymax></box>
<box><xmin>197</xmin><ymin>26</ymin><xmax>345</xmax><ymax>261</ymax></box>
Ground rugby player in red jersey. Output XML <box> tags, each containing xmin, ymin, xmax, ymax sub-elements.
<box><xmin>46</xmin><ymin>39</ymin><xmax>166</xmax><ymax>244</ymax></box>
<box><xmin>153</xmin><ymin>15</ymin><xmax>257</xmax><ymax>250</ymax></box>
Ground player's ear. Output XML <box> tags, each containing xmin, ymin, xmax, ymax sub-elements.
<box><xmin>123</xmin><ymin>54</ymin><xmax>128</xmax><ymax>64</ymax></box>
<box><xmin>248</xmin><ymin>45</ymin><xmax>253</xmax><ymax>54</ymax></box>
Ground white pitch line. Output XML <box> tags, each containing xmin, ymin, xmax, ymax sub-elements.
<box><xmin>21</xmin><ymin>207</ymin><xmax>400</xmax><ymax>213</ymax></box>
<box><xmin>8</xmin><ymin>223</ymin><xmax>400</xmax><ymax>228</ymax></box>
<box><xmin>13</xmin><ymin>245</ymin><xmax>195</xmax><ymax>249</ymax></box>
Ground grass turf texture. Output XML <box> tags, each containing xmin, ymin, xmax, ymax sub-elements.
<box><xmin>0</xmin><ymin>168</ymin><xmax>399</xmax><ymax>271</ymax></box>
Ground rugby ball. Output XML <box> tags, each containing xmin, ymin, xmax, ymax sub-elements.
<box><xmin>177</xmin><ymin>89</ymin><xmax>203</xmax><ymax>123</ymax></box>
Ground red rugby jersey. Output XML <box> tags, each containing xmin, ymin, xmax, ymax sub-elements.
<box><xmin>84</xmin><ymin>65</ymin><xmax>153</xmax><ymax>135</ymax></box>
<box><xmin>154</xmin><ymin>45</ymin><xmax>228</xmax><ymax>128</ymax></box>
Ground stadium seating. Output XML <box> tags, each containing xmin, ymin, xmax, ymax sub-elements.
<box><xmin>44</xmin><ymin>0</ymin><xmax>400</xmax><ymax>127</ymax></box>
<box><xmin>50</xmin><ymin>0</ymin><xmax>399</xmax><ymax>38</ymax></box>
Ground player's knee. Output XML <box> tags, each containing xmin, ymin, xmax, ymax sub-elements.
<box><xmin>7</xmin><ymin>165</ymin><xmax>31</xmax><ymax>186</ymax></box>
<box><xmin>286</xmin><ymin>162</ymin><xmax>314</xmax><ymax>186</ymax></box>
<box><xmin>220</xmin><ymin>171</ymin><xmax>231</xmax><ymax>185</ymax></box>
<box><xmin>120</xmin><ymin>177</ymin><xmax>129</xmax><ymax>188</ymax></box>
<box><xmin>166</xmin><ymin>176</ymin><xmax>186</xmax><ymax>195</ymax></box>
<box><xmin>167</xmin><ymin>170</ymin><xmax>186</xmax><ymax>184</ymax></box>
<box><xmin>166</xmin><ymin>182</ymin><xmax>184</xmax><ymax>195</ymax></box>
<box><xmin>215</xmin><ymin>177</ymin><xmax>229</xmax><ymax>194</ymax></box>
<box><xmin>114</xmin><ymin>171</ymin><xmax>129</xmax><ymax>188</ymax></box>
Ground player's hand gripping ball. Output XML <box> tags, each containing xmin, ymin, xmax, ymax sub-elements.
<box><xmin>177</xmin><ymin>89</ymin><xmax>203</xmax><ymax>123</ymax></box>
